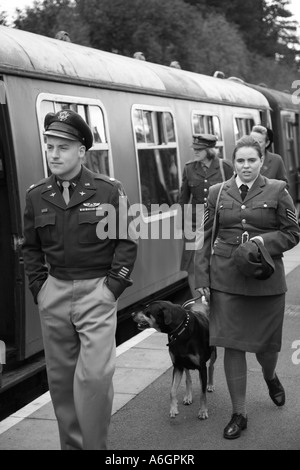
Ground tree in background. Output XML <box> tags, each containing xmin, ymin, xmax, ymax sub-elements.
<box><xmin>0</xmin><ymin>10</ymin><xmax>7</xmax><ymax>25</ymax></box>
<box><xmin>6</xmin><ymin>0</ymin><xmax>300</xmax><ymax>92</ymax></box>
<box><xmin>14</xmin><ymin>0</ymin><xmax>90</xmax><ymax>46</ymax></box>
<box><xmin>183</xmin><ymin>0</ymin><xmax>299</xmax><ymax>61</ymax></box>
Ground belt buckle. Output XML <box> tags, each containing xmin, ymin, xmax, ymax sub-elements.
<box><xmin>241</xmin><ymin>231</ymin><xmax>249</xmax><ymax>244</ymax></box>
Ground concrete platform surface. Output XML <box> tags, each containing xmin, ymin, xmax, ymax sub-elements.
<box><xmin>0</xmin><ymin>244</ymin><xmax>299</xmax><ymax>450</ymax></box>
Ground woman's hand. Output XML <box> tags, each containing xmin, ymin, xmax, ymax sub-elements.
<box><xmin>196</xmin><ymin>287</ymin><xmax>210</xmax><ymax>303</ymax></box>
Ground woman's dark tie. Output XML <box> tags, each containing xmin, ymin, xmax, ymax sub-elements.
<box><xmin>240</xmin><ymin>184</ymin><xmax>249</xmax><ymax>201</ymax></box>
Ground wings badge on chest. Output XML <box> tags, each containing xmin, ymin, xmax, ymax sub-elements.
<box><xmin>79</xmin><ymin>202</ymin><xmax>101</xmax><ymax>211</ymax></box>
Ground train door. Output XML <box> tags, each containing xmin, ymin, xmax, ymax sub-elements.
<box><xmin>0</xmin><ymin>108</ymin><xmax>18</xmax><ymax>363</ymax></box>
<box><xmin>281</xmin><ymin>111</ymin><xmax>300</xmax><ymax>211</ymax></box>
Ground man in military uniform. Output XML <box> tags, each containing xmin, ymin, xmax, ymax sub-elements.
<box><xmin>22</xmin><ymin>109</ymin><xmax>138</xmax><ymax>450</ymax></box>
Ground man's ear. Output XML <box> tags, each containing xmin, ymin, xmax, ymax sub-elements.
<box><xmin>79</xmin><ymin>145</ymin><xmax>86</xmax><ymax>158</ymax></box>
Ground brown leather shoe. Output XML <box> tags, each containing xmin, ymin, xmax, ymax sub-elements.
<box><xmin>223</xmin><ymin>413</ymin><xmax>247</xmax><ymax>440</ymax></box>
<box><xmin>265</xmin><ymin>373</ymin><xmax>285</xmax><ymax>406</ymax></box>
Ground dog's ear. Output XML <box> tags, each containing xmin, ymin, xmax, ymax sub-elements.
<box><xmin>162</xmin><ymin>306</ymin><xmax>173</xmax><ymax>325</ymax></box>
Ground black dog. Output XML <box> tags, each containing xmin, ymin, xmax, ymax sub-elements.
<box><xmin>132</xmin><ymin>300</ymin><xmax>216</xmax><ymax>420</ymax></box>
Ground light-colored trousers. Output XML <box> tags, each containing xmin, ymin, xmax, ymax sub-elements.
<box><xmin>37</xmin><ymin>275</ymin><xmax>117</xmax><ymax>450</ymax></box>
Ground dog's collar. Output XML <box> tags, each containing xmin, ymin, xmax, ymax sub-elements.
<box><xmin>167</xmin><ymin>312</ymin><xmax>190</xmax><ymax>346</ymax></box>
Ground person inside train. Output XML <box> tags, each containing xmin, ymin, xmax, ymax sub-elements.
<box><xmin>250</xmin><ymin>125</ymin><xmax>289</xmax><ymax>187</ymax></box>
<box><xmin>178</xmin><ymin>134</ymin><xmax>233</xmax><ymax>297</ymax></box>
<box><xmin>22</xmin><ymin>109</ymin><xmax>138</xmax><ymax>450</ymax></box>
<box><xmin>195</xmin><ymin>135</ymin><xmax>300</xmax><ymax>439</ymax></box>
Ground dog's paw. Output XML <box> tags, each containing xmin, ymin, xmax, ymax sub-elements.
<box><xmin>170</xmin><ymin>399</ymin><xmax>179</xmax><ymax>418</ymax></box>
<box><xmin>183</xmin><ymin>393</ymin><xmax>193</xmax><ymax>405</ymax></box>
<box><xmin>207</xmin><ymin>384</ymin><xmax>215</xmax><ymax>392</ymax></box>
<box><xmin>169</xmin><ymin>407</ymin><xmax>179</xmax><ymax>418</ymax></box>
<box><xmin>198</xmin><ymin>408</ymin><xmax>209</xmax><ymax>420</ymax></box>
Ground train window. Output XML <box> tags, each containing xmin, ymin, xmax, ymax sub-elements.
<box><xmin>164</xmin><ymin>112</ymin><xmax>176</xmax><ymax>143</ymax></box>
<box><xmin>133</xmin><ymin>106</ymin><xmax>180</xmax><ymax>217</ymax></box>
<box><xmin>285</xmin><ymin>120</ymin><xmax>297</xmax><ymax>171</ymax></box>
<box><xmin>192</xmin><ymin>115</ymin><xmax>205</xmax><ymax>134</ymax></box>
<box><xmin>192</xmin><ymin>113</ymin><xmax>224</xmax><ymax>158</ymax></box>
<box><xmin>38</xmin><ymin>96</ymin><xmax>111</xmax><ymax>177</ymax></box>
<box><xmin>234</xmin><ymin>116</ymin><xmax>255</xmax><ymax>141</ymax></box>
<box><xmin>133</xmin><ymin>109</ymin><xmax>154</xmax><ymax>143</ymax></box>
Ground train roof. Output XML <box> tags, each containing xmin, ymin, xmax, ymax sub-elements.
<box><xmin>248</xmin><ymin>83</ymin><xmax>299</xmax><ymax>112</ymax></box>
<box><xmin>0</xmin><ymin>25</ymin><xmax>270</xmax><ymax>109</ymax></box>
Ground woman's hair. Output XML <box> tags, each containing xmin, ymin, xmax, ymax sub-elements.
<box><xmin>251</xmin><ymin>125</ymin><xmax>268</xmax><ymax>139</ymax></box>
<box><xmin>232</xmin><ymin>135</ymin><xmax>263</xmax><ymax>161</ymax></box>
<box><xmin>251</xmin><ymin>124</ymin><xmax>273</xmax><ymax>149</ymax></box>
<box><xmin>205</xmin><ymin>147</ymin><xmax>218</xmax><ymax>160</ymax></box>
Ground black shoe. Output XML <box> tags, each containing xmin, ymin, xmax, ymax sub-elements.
<box><xmin>223</xmin><ymin>413</ymin><xmax>247</xmax><ymax>440</ymax></box>
<box><xmin>265</xmin><ymin>373</ymin><xmax>285</xmax><ymax>406</ymax></box>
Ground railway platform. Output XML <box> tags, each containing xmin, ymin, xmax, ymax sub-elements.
<box><xmin>0</xmin><ymin>244</ymin><xmax>300</xmax><ymax>451</ymax></box>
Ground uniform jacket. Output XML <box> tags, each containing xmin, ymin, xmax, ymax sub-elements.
<box><xmin>195</xmin><ymin>175</ymin><xmax>300</xmax><ymax>296</ymax></box>
<box><xmin>178</xmin><ymin>156</ymin><xmax>233</xmax><ymax>228</ymax></box>
<box><xmin>261</xmin><ymin>150</ymin><xmax>288</xmax><ymax>186</ymax></box>
<box><xmin>22</xmin><ymin>166</ymin><xmax>138</xmax><ymax>302</ymax></box>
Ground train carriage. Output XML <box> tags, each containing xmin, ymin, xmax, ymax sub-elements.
<box><xmin>0</xmin><ymin>25</ymin><xmax>291</xmax><ymax>386</ymax></box>
<box><xmin>249</xmin><ymin>83</ymin><xmax>300</xmax><ymax>210</ymax></box>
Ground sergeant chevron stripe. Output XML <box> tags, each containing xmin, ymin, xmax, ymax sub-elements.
<box><xmin>118</xmin><ymin>267</ymin><xmax>129</xmax><ymax>278</ymax></box>
<box><xmin>286</xmin><ymin>208</ymin><xmax>298</xmax><ymax>225</ymax></box>
<box><xmin>203</xmin><ymin>208</ymin><xmax>209</xmax><ymax>225</ymax></box>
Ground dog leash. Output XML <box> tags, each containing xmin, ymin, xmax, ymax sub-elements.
<box><xmin>211</xmin><ymin>181</ymin><xmax>225</xmax><ymax>255</ymax></box>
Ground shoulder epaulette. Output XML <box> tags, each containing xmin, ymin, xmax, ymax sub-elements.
<box><xmin>27</xmin><ymin>178</ymin><xmax>48</xmax><ymax>192</ymax></box>
<box><xmin>264</xmin><ymin>177</ymin><xmax>286</xmax><ymax>189</ymax></box>
<box><xmin>94</xmin><ymin>173</ymin><xmax>121</xmax><ymax>186</ymax></box>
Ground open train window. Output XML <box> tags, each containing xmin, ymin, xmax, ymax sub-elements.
<box><xmin>37</xmin><ymin>95</ymin><xmax>111</xmax><ymax>177</ymax></box>
<box><xmin>192</xmin><ymin>113</ymin><xmax>224</xmax><ymax>158</ymax></box>
<box><xmin>132</xmin><ymin>106</ymin><xmax>180</xmax><ymax>218</ymax></box>
<box><xmin>234</xmin><ymin>116</ymin><xmax>255</xmax><ymax>141</ymax></box>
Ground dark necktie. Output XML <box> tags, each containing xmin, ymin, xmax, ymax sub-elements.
<box><xmin>62</xmin><ymin>181</ymin><xmax>70</xmax><ymax>205</ymax></box>
<box><xmin>240</xmin><ymin>184</ymin><xmax>249</xmax><ymax>201</ymax></box>
<box><xmin>201</xmin><ymin>163</ymin><xmax>208</xmax><ymax>174</ymax></box>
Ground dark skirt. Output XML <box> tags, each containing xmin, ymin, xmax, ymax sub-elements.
<box><xmin>209</xmin><ymin>289</ymin><xmax>285</xmax><ymax>353</ymax></box>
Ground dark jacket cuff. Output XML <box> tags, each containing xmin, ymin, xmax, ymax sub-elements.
<box><xmin>31</xmin><ymin>280</ymin><xmax>47</xmax><ymax>305</ymax></box>
<box><xmin>105</xmin><ymin>275</ymin><xmax>133</xmax><ymax>299</ymax></box>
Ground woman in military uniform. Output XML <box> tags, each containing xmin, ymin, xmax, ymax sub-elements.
<box><xmin>195</xmin><ymin>136</ymin><xmax>300</xmax><ymax>440</ymax></box>
<box><xmin>178</xmin><ymin>134</ymin><xmax>233</xmax><ymax>296</ymax></box>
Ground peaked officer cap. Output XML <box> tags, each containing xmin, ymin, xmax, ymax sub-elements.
<box><xmin>191</xmin><ymin>134</ymin><xmax>218</xmax><ymax>149</ymax></box>
<box><xmin>44</xmin><ymin>109</ymin><xmax>93</xmax><ymax>150</ymax></box>
<box><xmin>233</xmin><ymin>239</ymin><xmax>275</xmax><ymax>280</ymax></box>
